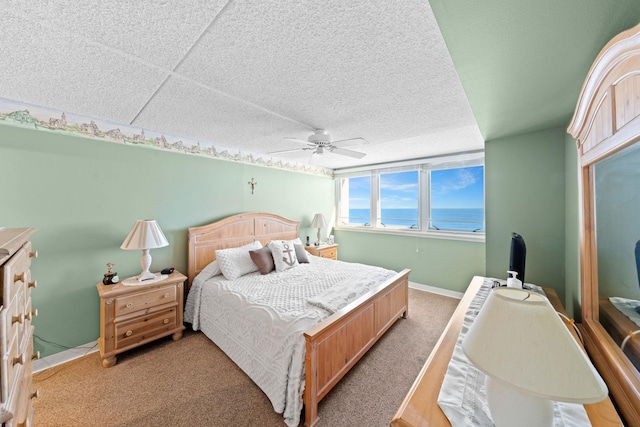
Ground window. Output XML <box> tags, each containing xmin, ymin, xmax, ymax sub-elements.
<box><xmin>430</xmin><ymin>166</ymin><xmax>484</xmax><ymax>232</ymax></box>
<box><xmin>336</xmin><ymin>153</ymin><xmax>484</xmax><ymax>236</ymax></box>
<box><xmin>379</xmin><ymin>170</ymin><xmax>419</xmax><ymax>228</ymax></box>
<box><xmin>338</xmin><ymin>175</ymin><xmax>371</xmax><ymax>225</ymax></box>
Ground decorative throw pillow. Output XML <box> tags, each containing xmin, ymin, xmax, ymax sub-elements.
<box><xmin>294</xmin><ymin>243</ymin><xmax>310</xmax><ymax>263</ymax></box>
<box><xmin>268</xmin><ymin>240</ymin><xmax>299</xmax><ymax>272</ymax></box>
<box><xmin>195</xmin><ymin>260</ymin><xmax>221</xmax><ymax>281</ymax></box>
<box><xmin>216</xmin><ymin>241</ymin><xmax>263</xmax><ymax>280</ymax></box>
<box><xmin>249</xmin><ymin>246</ymin><xmax>275</xmax><ymax>275</ymax></box>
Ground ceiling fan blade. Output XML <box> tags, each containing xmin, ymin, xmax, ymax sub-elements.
<box><xmin>330</xmin><ymin>147</ymin><xmax>367</xmax><ymax>159</ymax></box>
<box><xmin>331</xmin><ymin>137</ymin><xmax>369</xmax><ymax>147</ymax></box>
<box><xmin>283</xmin><ymin>137</ymin><xmax>311</xmax><ymax>145</ymax></box>
<box><xmin>269</xmin><ymin>146</ymin><xmax>314</xmax><ymax>155</ymax></box>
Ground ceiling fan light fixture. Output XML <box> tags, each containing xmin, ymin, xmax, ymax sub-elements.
<box><xmin>308</xmin><ymin>129</ymin><xmax>331</xmax><ymax>144</ymax></box>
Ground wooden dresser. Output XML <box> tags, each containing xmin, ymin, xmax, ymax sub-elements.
<box><xmin>0</xmin><ymin>228</ymin><xmax>39</xmax><ymax>427</ymax></box>
<box><xmin>391</xmin><ymin>276</ymin><xmax>622</xmax><ymax>427</ymax></box>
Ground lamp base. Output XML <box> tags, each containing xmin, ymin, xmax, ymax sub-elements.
<box><xmin>486</xmin><ymin>376</ymin><xmax>553</xmax><ymax>427</ymax></box>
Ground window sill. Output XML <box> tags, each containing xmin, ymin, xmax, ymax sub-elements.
<box><xmin>333</xmin><ymin>225</ymin><xmax>485</xmax><ymax>243</ymax></box>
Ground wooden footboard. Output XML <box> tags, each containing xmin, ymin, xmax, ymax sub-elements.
<box><xmin>303</xmin><ymin>268</ymin><xmax>410</xmax><ymax>427</ymax></box>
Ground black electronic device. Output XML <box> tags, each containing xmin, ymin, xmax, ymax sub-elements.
<box><xmin>509</xmin><ymin>232</ymin><xmax>526</xmax><ymax>284</ymax></box>
<box><xmin>161</xmin><ymin>267</ymin><xmax>174</xmax><ymax>275</ymax></box>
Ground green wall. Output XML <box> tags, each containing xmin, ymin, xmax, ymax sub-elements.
<box><xmin>0</xmin><ymin>124</ymin><xmax>335</xmax><ymax>357</ymax></box>
<box><xmin>485</xmin><ymin>128</ymin><xmax>567</xmax><ymax>300</ymax></box>
<box><xmin>1</xmin><ymin>120</ymin><xmax>581</xmax><ymax>357</ymax></box>
<box><xmin>334</xmin><ymin>231</ymin><xmax>485</xmax><ymax>293</ymax></box>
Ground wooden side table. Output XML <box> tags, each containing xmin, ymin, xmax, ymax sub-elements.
<box><xmin>96</xmin><ymin>270</ymin><xmax>186</xmax><ymax>368</ymax></box>
<box><xmin>305</xmin><ymin>243</ymin><xmax>338</xmax><ymax>260</ymax></box>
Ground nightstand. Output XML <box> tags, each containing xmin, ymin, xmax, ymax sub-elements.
<box><xmin>306</xmin><ymin>243</ymin><xmax>338</xmax><ymax>260</ymax></box>
<box><xmin>96</xmin><ymin>270</ymin><xmax>186</xmax><ymax>368</ymax></box>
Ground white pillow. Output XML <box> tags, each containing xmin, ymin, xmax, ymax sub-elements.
<box><xmin>216</xmin><ymin>241</ymin><xmax>263</xmax><ymax>280</ymax></box>
<box><xmin>268</xmin><ymin>240</ymin><xmax>299</xmax><ymax>272</ymax></box>
<box><xmin>195</xmin><ymin>260</ymin><xmax>221</xmax><ymax>281</ymax></box>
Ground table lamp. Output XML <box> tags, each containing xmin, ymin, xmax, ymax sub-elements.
<box><xmin>310</xmin><ymin>213</ymin><xmax>328</xmax><ymax>246</ymax></box>
<box><xmin>120</xmin><ymin>219</ymin><xmax>169</xmax><ymax>283</ymax></box>
<box><xmin>461</xmin><ymin>287</ymin><xmax>608</xmax><ymax>427</ymax></box>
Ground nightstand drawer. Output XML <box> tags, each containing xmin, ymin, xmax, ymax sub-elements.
<box><xmin>306</xmin><ymin>244</ymin><xmax>338</xmax><ymax>260</ymax></box>
<box><xmin>319</xmin><ymin>247</ymin><xmax>337</xmax><ymax>259</ymax></box>
<box><xmin>114</xmin><ymin>284</ymin><xmax>177</xmax><ymax>317</ymax></box>
<box><xmin>115</xmin><ymin>307</ymin><xmax>177</xmax><ymax>348</ymax></box>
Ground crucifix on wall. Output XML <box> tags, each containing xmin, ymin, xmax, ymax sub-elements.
<box><xmin>248</xmin><ymin>178</ymin><xmax>258</xmax><ymax>194</ymax></box>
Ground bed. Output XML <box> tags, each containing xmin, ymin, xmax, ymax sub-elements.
<box><xmin>599</xmin><ymin>296</ymin><xmax>640</xmax><ymax>371</ymax></box>
<box><xmin>184</xmin><ymin>212</ymin><xmax>410</xmax><ymax>427</ymax></box>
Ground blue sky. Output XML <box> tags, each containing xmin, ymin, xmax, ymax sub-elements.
<box><xmin>349</xmin><ymin>166</ymin><xmax>484</xmax><ymax>209</ymax></box>
<box><xmin>431</xmin><ymin>166</ymin><xmax>484</xmax><ymax>209</ymax></box>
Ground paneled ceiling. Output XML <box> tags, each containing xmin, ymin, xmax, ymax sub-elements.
<box><xmin>2</xmin><ymin>1</ymin><xmax>640</xmax><ymax>170</ymax></box>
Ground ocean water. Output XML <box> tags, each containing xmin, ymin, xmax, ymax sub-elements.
<box><xmin>347</xmin><ymin>208</ymin><xmax>484</xmax><ymax>232</ymax></box>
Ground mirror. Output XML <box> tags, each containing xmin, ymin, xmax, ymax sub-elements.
<box><xmin>594</xmin><ymin>141</ymin><xmax>640</xmax><ymax>371</ymax></box>
<box><xmin>568</xmin><ymin>23</ymin><xmax>640</xmax><ymax>426</ymax></box>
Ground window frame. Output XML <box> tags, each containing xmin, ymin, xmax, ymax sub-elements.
<box><xmin>334</xmin><ymin>152</ymin><xmax>485</xmax><ymax>242</ymax></box>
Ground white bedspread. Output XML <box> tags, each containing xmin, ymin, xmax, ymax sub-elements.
<box><xmin>184</xmin><ymin>255</ymin><xmax>396</xmax><ymax>427</ymax></box>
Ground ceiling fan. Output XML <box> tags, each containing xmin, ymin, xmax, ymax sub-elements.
<box><xmin>270</xmin><ymin>129</ymin><xmax>368</xmax><ymax>159</ymax></box>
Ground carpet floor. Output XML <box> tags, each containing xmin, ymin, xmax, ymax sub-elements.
<box><xmin>33</xmin><ymin>288</ymin><xmax>458</xmax><ymax>427</ymax></box>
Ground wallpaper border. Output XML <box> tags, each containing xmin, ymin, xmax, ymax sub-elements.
<box><xmin>0</xmin><ymin>98</ymin><xmax>333</xmax><ymax>177</ymax></box>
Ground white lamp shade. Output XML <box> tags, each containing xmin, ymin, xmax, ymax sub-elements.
<box><xmin>311</xmin><ymin>213</ymin><xmax>328</xmax><ymax>228</ymax></box>
<box><xmin>461</xmin><ymin>287</ymin><xmax>608</xmax><ymax>404</ymax></box>
<box><xmin>121</xmin><ymin>220</ymin><xmax>169</xmax><ymax>250</ymax></box>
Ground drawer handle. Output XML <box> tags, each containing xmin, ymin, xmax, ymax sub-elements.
<box><xmin>13</xmin><ymin>353</ymin><xmax>26</xmax><ymax>366</ymax></box>
<box><xmin>164</xmin><ymin>292</ymin><xmax>171</xmax><ymax>298</ymax></box>
<box><xmin>126</xmin><ymin>302</ymin><xmax>133</xmax><ymax>308</ymax></box>
<box><xmin>28</xmin><ymin>280</ymin><xmax>37</xmax><ymax>289</ymax></box>
<box><xmin>14</xmin><ymin>272</ymin><xmax>26</xmax><ymax>283</ymax></box>
<box><xmin>30</xmin><ymin>250</ymin><xmax>38</xmax><ymax>259</ymax></box>
<box><xmin>26</xmin><ymin>309</ymin><xmax>38</xmax><ymax>321</ymax></box>
<box><xmin>12</xmin><ymin>313</ymin><xmax>24</xmax><ymax>325</ymax></box>
<box><xmin>31</xmin><ymin>389</ymin><xmax>40</xmax><ymax>399</ymax></box>
<box><xmin>163</xmin><ymin>318</ymin><xmax>170</xmax><ymax>324</ymax></box>
<box><xmin>32</xmin><ymin>351</ymin><xmax>41</xmax><ymax>361</ymax></box>
<box><xmin>125</xmin><ymin>330</ymin><xmax>133</xmax><ymax>337</ymax></box>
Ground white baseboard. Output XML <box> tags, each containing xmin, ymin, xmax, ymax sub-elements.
<box><xmin>34</xmin><ymin>341</ymin><xmax>99</xmax><ymax>373</ymax></box>
<box><xmin>409</xmin><ymin>281</ymin><xmax>464</xmax><ymax>299</ymax></box>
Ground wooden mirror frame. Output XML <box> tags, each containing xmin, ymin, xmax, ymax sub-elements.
<box><xmin>568</xmin><ymin>24</ymin><xmax>640</xmax><ymax>426</ymax></box>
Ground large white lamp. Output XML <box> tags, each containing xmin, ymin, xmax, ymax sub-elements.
<box><xmin>461</xmin><ymin>287</ymin><xmax>608</xmax><ymax>427</ymax></box>
<box><xmin>310</xmin><ymin>213</ymin><xmax>328</xmax><ymax>246</ymax></box>
<box><xmin>120</xmin><ymin>219</ymin><xmax>169</xmax><ymax>284</ymax></box>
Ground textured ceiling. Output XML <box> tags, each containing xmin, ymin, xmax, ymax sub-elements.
<box><xmin>2</xmin><ymin>1</ymin><xmax>640</xmax><ymax>170</ymax></box>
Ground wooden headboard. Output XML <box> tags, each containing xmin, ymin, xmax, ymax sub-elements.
<box><xmin>187</xmin><ymin>212</ymin><xmax>300</xmax><ymax>287</ymax></box>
